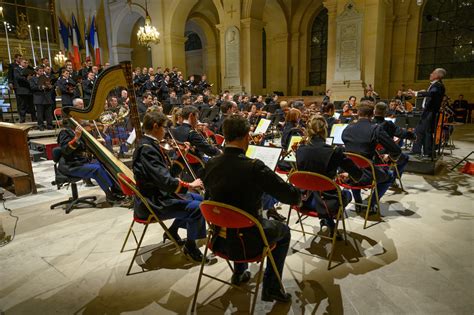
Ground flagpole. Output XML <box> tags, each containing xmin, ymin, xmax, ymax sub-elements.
<box><xmin>37</xmin><ymin>26</ymin><xmax>43</xmax><ymax>58</ymax></box>
<box><xmin>45</xmin><ymin>27</ymin><xmax>51</xmax><ymax>63</ymax></box>
<box><xmin>28</xmin><ymin>25</ymin><xmax>37</xmax><ymax>67</ymax></box>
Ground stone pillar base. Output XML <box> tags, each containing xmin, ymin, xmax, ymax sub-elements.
<box><xmin>331</xmin><ymin>80</ymin><xmax>365</xmax><ymax>102</ymax></box>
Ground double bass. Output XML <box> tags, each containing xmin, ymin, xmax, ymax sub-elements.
<box><xmin>62</xmin><ymin>61</ymin><xmax>141</xmax><ymax>183</ymax></box>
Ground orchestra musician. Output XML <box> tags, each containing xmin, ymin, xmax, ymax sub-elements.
<box><xmin>296</xmin><ymin>115</ymin><xmax>370</xmax><ymax>234</ymax></box>
<box><xmin>341</xmin><ymin>102</ymin><xmax>401</xmax><ymax>213</ymax></box>
<box><xmin>29</xmin><ymin>66</ymin><xmax>54</xmax><ymax>130</ymax></box>
<box><xmin>321</xmin><ymin>102</ymin><xmax>337</xmax><ymax>133</ymax></box>
<box><xmin>281</xmin><ymin>108</ymin><xmax>304</xmax><ymax>151</ymax></box>
<box><xmin>57</xmin><ymin>69</ymin><xmax>77</xmax><ymax>108</ymax></box>
<box><xmin>57</xmin><ymin>98</ymin><xmax>124</xmax><ymax>204</ymax></box>
<box><xmin>133</xmin><ymin>111</ymin><xmax>207</xmax><ymax>262</ymax></box>
<box><xmin>172</xmin><ymin>106</ymin><xmax>221</xmax><ymax>166</ymax></box>
<box><xmin>408</xmin><ymin>68</ymin><xmax>446</xmax><ymax>158</ymax></box>
<box><xmin>203</xmin><ymin>114</ymin><xmax>301</xmax><ymax>302</ymax></box>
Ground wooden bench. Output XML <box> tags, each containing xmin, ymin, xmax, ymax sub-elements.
<box><xmin>30</xmin><ymin>137</ymin><xmax>59</xmax><ymax>160</ymax></box>
<box><xmin>0</xmin><ymin>164</ymin><xmax>32</xmax><ymax>196</ymax></box>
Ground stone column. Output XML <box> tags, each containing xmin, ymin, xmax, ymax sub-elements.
<box><xmin>240</xmin><ymin>18</ymin><xmax>265</xmax><ymax>94</ymax></box>
<box><xmin>323</xmin><ymin>0</ymin><xmax>337</xmax><ymax>91</ymax></box>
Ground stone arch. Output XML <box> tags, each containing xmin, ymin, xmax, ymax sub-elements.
<box><xmin>109</xmin><ymin>4</ymin><xmax>146</xmax><ymax>64</ymax></box>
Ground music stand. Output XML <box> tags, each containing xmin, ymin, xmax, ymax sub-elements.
<box><xmin>407</xmin><ymin>115</ymin><xmax>421</xmax><ymax>128</ymax></box>
<box><xmin>395</xmin><ymin>115</ymin><xmax>408</xmax><ymax>128</ymax></box>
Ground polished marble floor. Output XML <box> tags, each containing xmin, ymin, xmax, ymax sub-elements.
<box><xmin>0</xmin><ymin>125</ymin><xmax>473</xmax><ymax>314</ymax></box>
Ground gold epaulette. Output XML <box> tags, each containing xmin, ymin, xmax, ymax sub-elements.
<box><xmin>217</xmin><ymin>227</ymin><xmax>227</xmax><ymax>238</ymax></box>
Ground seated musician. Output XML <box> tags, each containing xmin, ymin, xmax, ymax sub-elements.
<box><xmin>321</xmin><ymin>102</ymin><xmax>337</xmax><ymax>133</ymax></box>
<box><xmin>212</xmin><ymin>101</ymin><xmax>237</xmax><ymax>134</ymax></box>
<box><xmin>203</xmin><ymin>115</ymin><xmax>301</xmax><ymax>302</ymax></box>
<box><xmin>281</xmin><ymin>108</ymin><xmax>304</xmax><ymax>151</ymax></box>
<box><xmin>133</xmin><ymin>111</ymin><xmax>207</xmax><ymax>262</ymax></box>
<box><xmin>297</xmin><ymin>115</ymin><xmax>370</xmax><ymax>234</ymax></box>
<box><xmin>342</xmin><ymin>103</ymin><xmax>401</xmax><ymax>213</ymax></box>
<box><xmin>57</xmin><ymin>98</ymin><xmax>124</xmax><ymax>203</ymax></box>
<box><xmin>172</xmin><ymin>106</ymin><xmax>221</xmax><ymax>163</ymax></box>
<box><xmin>373</xmin><ymin>102</ymin><xmax>413</xmax><ymax>178</ymax></box>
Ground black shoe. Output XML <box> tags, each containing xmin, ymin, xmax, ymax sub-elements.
<box><xmin>261</xmin><ymin>288</ymin><xmax>292</xmax><ymax>303</ymax></box>
<box><xmin>84</xmin><ymin>178</ymin><xmax>96</xmax><ymax>187</ymax></box>
<box><xmin>355</xmin><ymin>204</ymin><xmax>363</xmax><ymax>213</ymax></box>
<box><xmin>106</xmin><ymin>192</ymin><xmax>125</xmax><ymax>204</ymax></box>
<box><xmin>231</xmin><ymin>270</ymin><xmax>251</xmax><ymax>286</ymax></box>
<box><xmin>47</xmin><ymin>125</ymin><xmax>54</xmax><ymax>130</ymax></box>
<box><xmin>183</xmin><ymin>243</ymin><xmax>208</xmax><ymax>263</ymax></box>
<box><xmin>163</xmin><ymin>231</ymin><xmax>186</xmax><ymax>246</ymax></box>
<box><xmin>266</xmin><ymin>208</ymin><xmax>286</xmax><ymax>222</ymax></box>
<box><xmin>38</xmin><ymin>125</ymin><xmax>45</xmax><ymax>131</ymax></box>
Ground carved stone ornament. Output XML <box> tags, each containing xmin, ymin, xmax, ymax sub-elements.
<box><xmin>337</xmin><ymin>0</ymin><xmax>360</xmax><ymax>20</ymax></box>
<box><xmin>16</xmin><ymin>13</ymin><xmax>29</xmax><ymax>40</ymax></box>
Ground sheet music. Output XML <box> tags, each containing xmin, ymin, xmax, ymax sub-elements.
<box><xmin>254</xmin><ymin>118</ymin><xmax>271</xmax><ymax>134</ymax></box>
<box><xmin>326</xmin><ymin>137</ymin><xmax>334</xmax><ymax>146</ymax></box>
<box><xmin>330</xmin><ymin>124</ymin><xmax>348</xmax><ymax>145</ymax></box>
<box><xmin>246</xmin><ymin>145</ymin><xmax>282</xmax><ymax>171</ymax></box>
<box><xmin>333</xmin><ymin>112</ymin><xmax>341</xmax><ymax>119</ymax></box>
<box><xmin>385</xmin><ymin>117</ymin><xmax>396</xmax><ymax>123</ymax></box>
<box><xmin>127</xmin><ymin>129</ymin><xmax>136</xmax><ymax>144</ymax></box>
<box><xmin>283</xmin><ymin>135</ymin><xmax>303</xmax><ymax>162</ymax></box>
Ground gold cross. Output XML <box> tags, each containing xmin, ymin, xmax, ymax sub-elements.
<box><xmin>15</xmin><ymin>44</ymin><xmax>26</xmax><ymax>55</ymax></box>
<box><xmin>19</xmin><ymin>12</ymin><xmax>26</xmax><ymax>21</ymax></box>
<box><xmin>227</xmin><ymin>4</ymin><xmax>237</xmax><ymax>18</ymax></box>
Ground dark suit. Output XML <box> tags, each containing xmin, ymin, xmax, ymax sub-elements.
<box><xmin>413</xmin><ymin>80</ymin><xmax>445</xmax><ymax>156</ymax></box>
<box><xmin>342</xmin><ymin>118</ymin><xmax>398</xmax><ymax>204</ymax></box>
<box><xmin>171</xmin><ymin>122</ymin><xmax>220</xmax><ymax>162</ymax></box>
<box><xmin>82</xmin><ymin>78</ymin><xmax>94</xmax><ymax>107</ymax></box>
<box><xmin>296</xmin><ymin>137</ymin><xmax>367</xmax><ymax>217</ymax></box>
<box><xmin>13</xmin><ymin>66</ymin><xmax>35</xmax><ymax>122</ymax></box>
<box><xmin>56</xmin><ymin>77</ymin><xmax>76</xmax><ymax>107</ymax></box>
<box><xmin>29</xmin><ymin>75</ymin><xmax>54</xmax><ymax>128</ymax></box>
<box><xmin>203</xmin><ymin>146</ymin><xmax>301</xmax><ymax>291</ymax></box>
<box><xmin>133</xmin><ymin>135</ymin><xmax>206</xmax><ymax>240</ymax></box>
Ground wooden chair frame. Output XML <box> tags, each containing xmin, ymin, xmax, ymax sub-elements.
<box><xmin>287</xmin><ymin>171</ymin><xmax>348</xmax><ymax>270</ymax></box>
<box><xmin>117</xmin><ymin>173</ymin><xmax>184</xmax><ymax>275</ymax></box>
<box><xmin>191</xmin><ymin>200</ymin><xmax>284</xmax><ymax>315</ymax></box>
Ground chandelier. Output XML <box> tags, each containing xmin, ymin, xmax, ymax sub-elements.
<box><xmin>135</xmin><ymin>0</ymin><xmax>159</xmax><ymax>47</ymax></box>
<box><xmin>54</xmin><ymin>51</ymin><xmax>67</xmax><ymax>67</ymax></box>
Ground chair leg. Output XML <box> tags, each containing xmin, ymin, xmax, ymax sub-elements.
<box><xmin>191</xmin><ymin>233</ymin><xmax>212</xmax><ymax>314</ymax></box>
<box><xmin>327</xmin><ymin>226</ymin><xmax>339</xmax><ymax>270</ymax></box>
<box><xmin>296</xmin><ymin>211</ymin><xmax>305</xmax><ymax>236</ymax></box>
<box><xmin>126</xmin><ymin>223</ymin><xmax>149</xmax><ymax>276</ymax></box>
<box><xmin>286</xmin><ymin>208</ymin><xmax>292</xmax><ymax>226</ymax></box>
<box><xmin>251</xmin><ymin>253</ymin><xmax>266</xmax><ymax>315</ymax></box>
<box><xmin>394</xmin><ymin>165</ymin><xmax>404</xmax><ymax>191</ymax></box>
<box><xmin>120</xmin><ymin>220</ymin><xmax>135</xmax><ymax>253</ymax></box>
<box><xmin>336</xmin><ymin>207</ymin><xmax>348</xmax><ymax>244</ymax></box>
<box><xmin>363</xmin><ymin>189</ymin><xmax>373</xmax><ymax>229</ymax></box>
<box><xmin>267</xmin><ymin>250</ymin><xmax>285</xmax><ymax>293</ymax></box>
<box><xmin>225</xmin><ymin>259</ymin><xmax>234</xmax><ymax>273</ymax></box>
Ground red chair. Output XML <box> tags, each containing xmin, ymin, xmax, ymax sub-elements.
<box><xmin>53</xmin><ymin>107</ymin><xmax>62</xmax><ymax>130</ymax></box>
<box><xmin>288</xmin><ymin>171</ymin><xmax>348</xmax><ymax>270</ymax></box>
<box><xmin>375</xmin><ymin>144</ymin><xmax>404</xmax><ymax>191</ymax></box>
<box><xmin>191</xmin><ymin>201</ymin><xmax>284</xmax><ymax>315</ymax></box>
<box><xmin>214</xmin><ymin>134</ymin><xmax>225</xmax><ymax>146</ymax></box>
<box><xmin>117</xmin><ymin>173</ymin><xmax>184</xmax><ymax>275</ymax></box>
<box><xmin>335</xmin><ymin>152</ymin><xmax>382</xmax><ymax>229</ymax></box>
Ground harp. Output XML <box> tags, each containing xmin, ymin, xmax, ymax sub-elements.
<box><xmin>63</xmin><ymin>61</ymin><xmax>141</xmax><ymax>182</ymax></box>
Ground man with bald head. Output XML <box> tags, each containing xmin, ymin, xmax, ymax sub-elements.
<box><xmin>408</xmin><ymin>68</ymin><xmax>446</xmax><ymax>158</ymax></box>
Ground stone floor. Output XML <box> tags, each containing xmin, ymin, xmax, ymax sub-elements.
<box><xmin>0</xmin><ymin>125</ymin><xmax>473</xmax><ymax>314</ymax></box>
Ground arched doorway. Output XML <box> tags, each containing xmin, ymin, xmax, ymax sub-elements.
<box><xmin>184</xmin><ymin>27</ymin><xmax>204</xmax><ymax>79</ymax></box>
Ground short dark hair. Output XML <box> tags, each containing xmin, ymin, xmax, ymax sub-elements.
<box><xmin>357</xmin><ymin>103</ymin><xmax>374</xmax><ymax>118</ymax></box>
<box><xmin>220</xmin><ymin>101</ymin><xmax>234</xmax><ymax>113</ymax></box>
<box><xmin>374</xmin><ymin>102</ymin><xmax>387</xmax><ymax>116</ymax></box>
<box><xmin>142</xmin><ymin>111</ymin><xmax>168</xmax><ymax>132</ymax></box>
<box><xmin>181</xmin><ymin>105</ymin><xmax>198</xmax><ymax>119</ymax></box>
<box><xmin>181</xmin><ymin>95</ymin><xmax>190</xmax><ymax>103</ymax></box>
<box><xmin>223</xmin><ymin>115</ymin><xmax>250</xmax><ymax>142</ymax></box>
<box><xmin>142</xmin><ymin>92</ymin><xmax>153</xmax><ymax>99</ymax></box>
<box><xmin>322</xmin><ymin>102</ymin><xmax>335</xmax><ymax>113</ymax></box>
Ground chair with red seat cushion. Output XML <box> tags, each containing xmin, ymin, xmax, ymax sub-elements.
<box><xmin>214</xmin><ymin>133</ymin><xmax>225</xmax><ymax>146</ymax></box>
<box><xmin>288</xmin><ymin>171</ymin><xmax>348</xmax><ymax>270</ymax></box>
<box><xmin>117</xmin><ymin>173</ymin><xmax>184</xmax><ymax>275</ymax></box>
<box><xmin>375</xmin><ymin>144</ymin><xmax>404</xmax><ymax>191</ymax></box>
<box><xmin>191</xmin><ymin>200</ymin><xmax>284</xmax><ymax>315</ymax></box>
<box><xmin>53</xmin><ymin>107</ymin><xmax>62</xmax><ymax>131</ymax></box>
<box><xmin>335</xmin><ymin>152</ymin><xmax>382</xmax><ymax>229</ymax></box>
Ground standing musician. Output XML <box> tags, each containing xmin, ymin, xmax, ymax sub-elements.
<box><xmin>133</xmin><ymin>111</ymin><xmax>207</xmax><ymax>262</ymax></box>
<box><xmin>408</xmin><ymin>68</ymin><xmax>446</xmax><ymax>158</ymax></box>
<box><xmin>57</xmin><ymin>69</ymin><xmax>76</xmax><ymax>108</ymax></box>
<box><xmin>172</xmin><ymin>106</ymin><xmax>221</xmax><ymax>165</ymax></box>
<box><xmin>342</xmin><ymin>103</ymin><xmax>401</xmax><ymax>213</ymax></box>
<box><xmin>57</xmin><ymin>98</ymin><xmax>124</xmax><ymax>204</ymax></box>
<box><xmin>203</xmin><ymin>115</ymin><xmax>301</xmax><ymax>302</ymax></box>
<box><xmin>296</xmin><ymin>115</ymin><xmax>370</xmax><ymax>234</ymax></box>
<box><xmin>29</xmin><ymin>66</ymin><xmax>54</xmax><ymax>130</ymax></box>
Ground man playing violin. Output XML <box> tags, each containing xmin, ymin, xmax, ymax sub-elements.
<box><xmin>203</xmin><ymin>114</ymin><xmax>301</xmax><ymax>302</ymax></box>
<box><xmin>133</xmin><ymin>111</ymin><xmax>207</xmax><ymax>262</ymax></box>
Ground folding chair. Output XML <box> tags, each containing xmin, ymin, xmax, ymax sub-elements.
<box><xmin>214</xmin><ymin>134</ymin><xmax>225</xmax><ymax>146</ymax></box>
<box><xmin>375</xmin><ymin>144</ymin><xmax>404</xmax><ymax>191</ymax></box>
<box><xmin>335</xmin><ymin>152</ymin><xmax>382</xmax><ymax>229</ymax></box>
<box><xmin>53</xmin><ymin>107</ymin><xmax>62</xmax><ymax>131</ymax></box>
<box><xmin>117</xmin><ymin>173</ymin><xmax>184</xmax><ymax>275</ymax></box>
<box><xmin>287</xmin><ymin>171</ymin><xmax>348</xmax><ymax>270</ymax></box>
<box><xmin>191</xmin><ymin>201</ymin><xmax>284</xmax><ymax>315</ymax></box>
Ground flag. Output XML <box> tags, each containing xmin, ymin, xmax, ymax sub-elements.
<box><xmin>71</xmin><ymin>14</ymin><xmax>81</xmax><ymax>70</ymax></box>
<box><xmin>85</xmin><ymin>24</ymin><xmax>90</xmax><ymax>60</ymax></box>
<box><xmin>58</xmin><ymin>17</ymin><xmax>69</xmax><ymax>52</ymax></box>
<box><xmin>90</xmin><ymin>16</ymin><xmax>101</xmax><ymax>66</ymax></box>
<box><xmin>67</xmin><ymin>25</ymin><xmax>74</xmax><ymax>65</ymax></box>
